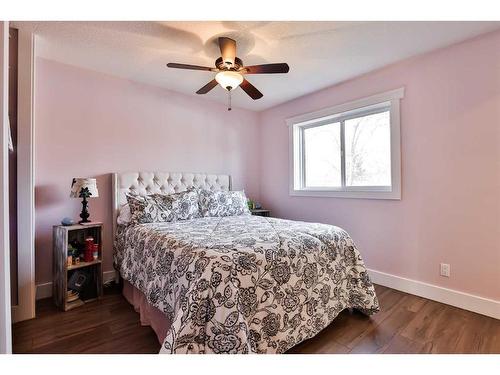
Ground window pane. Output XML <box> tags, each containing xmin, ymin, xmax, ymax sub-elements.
<box><xmin>345</xmin><ymin>111</ymin><xmax>391</xmax><ymax>186</ymax></box>
<box><xmin>304</xmin><ymin>122</ymin><xmax>341</xmax><ymax>187</ymax></box>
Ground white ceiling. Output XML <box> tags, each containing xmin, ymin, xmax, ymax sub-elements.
<box><xmin>13</xmin><ymin>21</ymin><xmax>500</xmax><ymax>111</ymax></box>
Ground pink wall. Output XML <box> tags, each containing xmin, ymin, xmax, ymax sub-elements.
<box><xmin>35</xmin><ymin>58</ymin><xmax>261</xmax><ymax>284</ymax></box>
<box><xmin>259</xmin><ymin>31</ymin><xmax>500</xmax><ymax>300</ymax></box>
<box><xmin>35</xmin><ymin>31</ymin><xmax>500</xmax><ymax>301</ymax></box>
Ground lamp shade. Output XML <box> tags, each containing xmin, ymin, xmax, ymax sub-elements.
<box><xmin>70</xmin><ymin>178</ymin><xmax>99</xmax><ymax>198</ymax></box>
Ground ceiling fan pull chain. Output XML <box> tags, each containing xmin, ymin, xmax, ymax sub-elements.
<box><xmin>228</xmin><ymin>90</ymin><xmax>232</xmax><ymax>111</ymax></box>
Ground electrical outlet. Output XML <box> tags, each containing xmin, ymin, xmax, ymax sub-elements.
<box><xmin>440</xmin><ymin>263</ymin><xmax>450</xmax><ymax>277</ymax></box>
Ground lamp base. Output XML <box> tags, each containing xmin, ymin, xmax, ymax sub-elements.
<box><xmin>79</xmin><ymin>196</ymin><xmax>90</xmax><ymax>224</ymax></box>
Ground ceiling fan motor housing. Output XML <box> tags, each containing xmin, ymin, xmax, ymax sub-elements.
<box><xmin>216</xmin><ymin>57</ymin><xmax>243</xmax><ymax>71</ymax></box>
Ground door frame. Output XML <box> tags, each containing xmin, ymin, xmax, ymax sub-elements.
<box><xmin>0</xmin><ymin>20</ymin><xmax>12</xmax><ymax>354</ymax></box>
<box><xmin>11</xmin><ymin>28</ymin><xmax>35</xmax><ymax>323</ymax></box>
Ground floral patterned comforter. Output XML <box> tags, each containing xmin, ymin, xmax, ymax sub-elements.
<box><xmin>114</xmin><ymin>215</ymin><xmax>379</xmax><ymax>354</ymax></box>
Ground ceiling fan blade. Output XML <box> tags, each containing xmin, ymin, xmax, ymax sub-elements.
<box><xmin>243</xmin><ymin>63</ymin><xmax>290</xmax><ymax>74</ymax></box>
<box><xmin>167</xmin><ymin>63</ymin><xmax>216</xmax><ymax>72</ymax></box>
<box><xmin>196</xmin><ymin>79</ymin><xmax>218</xmax><ymax>94</ymax></box>
<box><xmin>218</xmin><ymin>37</ymin><xmax>236</xmax><ymax>66</ymax></box>
<box><xmin>240</xmin><ymin>79</ymin><xmax>263</xmax><ymax>100</ymax></box>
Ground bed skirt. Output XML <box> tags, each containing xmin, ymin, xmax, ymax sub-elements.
<box><xmin>122</xmin><ymin>280</ymin><xmax>172</xmax><ymax>345</ymax></box>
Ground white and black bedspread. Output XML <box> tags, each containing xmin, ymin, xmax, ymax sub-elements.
<box><xmin>114</xmin><ymin>215</ymin><xmax>379</xmax><ymax>354</ymax></box>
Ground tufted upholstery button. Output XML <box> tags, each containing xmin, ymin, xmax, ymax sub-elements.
<box><xmin>117</xmin><ymin>172</ymin><xmax>230</xmax><ymax>212</ymax></box>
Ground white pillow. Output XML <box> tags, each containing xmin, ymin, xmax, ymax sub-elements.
<box><xmin>117</xmin><ymin>203</ymin><xmax>132</xmax><ymax>225</ymax></box>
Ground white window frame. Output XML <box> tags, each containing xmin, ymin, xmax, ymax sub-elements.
<box><xmin>287</xmin><ymin>87</ymin><xmax>404</xmax><ymax>200</ymax></box>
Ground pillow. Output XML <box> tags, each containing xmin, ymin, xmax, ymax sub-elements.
<box><xmin>169</xmin><ymin>189</ymin><xmax>200</xmax><ymax>220</ymax></box>
<box><xmin>126</xmin><ymin>189</ymin><xmax>200</xmax><ymax>224</ymax></box>
<box><xmin>126</xmin><ymin>194</ymin><xmax>176</xmax><ymax>224</ymax></box>
<box><xmin>117</xmin><ymin>203</ymin><xmax>132</xmax><ymax>225</ymax></box>
<box><xmin>199</xmin><ymin>190</ymin><xmax>250</xmax><ymax>217</ymax></box>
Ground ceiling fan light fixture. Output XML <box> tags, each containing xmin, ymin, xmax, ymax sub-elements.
<box><xmin>215</xmin><ymin>71</ymin><xmax>244</xmax><ymax>91</ymax></box>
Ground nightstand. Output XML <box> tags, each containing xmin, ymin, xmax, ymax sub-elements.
<box><xmin>250</xmin><ymin>209</ymin><xmax>271</xmax><ymax>217</ymax></box>
<box><xmin>53</xmin><ymin>223</ymin><xmax>104</xmax><ymax>311</ymax></box>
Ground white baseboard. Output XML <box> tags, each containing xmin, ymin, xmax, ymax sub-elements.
<box><xmin>35</xmin><ymin>270</ymin><xmax>118</xmax><ymax>300</ymax></box>
<box><xmin>35</xmin><ymin>282</ymin><xmax>52</xmax><ymax>300</ymax></box>
<box><xmin>103</xmin><ymin>270</ymin><xmax>119</xmax><ymax>285</ymax></box>
<box><xmin>368</xmin><ymin>268</ymin><xmax>500</xmax><ymax>320</ymax></box>
<box><xmin>35</xmin><ymin>268</ymin><xmax>499</xmax><ymax>320</ymax></box>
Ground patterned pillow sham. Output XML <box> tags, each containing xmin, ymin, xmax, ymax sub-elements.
<box><xmin>126</xmin><ymin>189</ymin><xmax>200</xmax><ymax>224</ymax></box>
<box><xmin>168</xmin><ymin>189</ymin><xmax>200</xmax><ymax>220</ymax></box>
<box><xmin>126</xmin><ymin>194</ymin><xmax>176</xmax><ymax>224</ymax></box>
<box><xmin>198</xmin><ymin>189</ymin><xmax>251</xmax><ymax>217</ymax></box>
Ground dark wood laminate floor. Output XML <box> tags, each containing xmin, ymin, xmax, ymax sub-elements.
<box><xmin>12</xmin><ymin>284</ymin><xmax>500</xmax><ymax>354</ymax></box>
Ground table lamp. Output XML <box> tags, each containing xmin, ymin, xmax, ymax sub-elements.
<box><xmin>70</xmin><ymin>178</ymin><xmax>99</xmax><ymax>224</ymax></box>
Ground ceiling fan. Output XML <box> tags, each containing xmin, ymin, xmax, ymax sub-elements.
<box><xmin>167</xmin><ymin>37</ymin><xmax>289</xmax><ymax>110</ymax></box>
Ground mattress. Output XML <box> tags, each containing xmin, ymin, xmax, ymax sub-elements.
<box><xmin>114</xmin><ymin>215</ymin><xmax>379</xmax><ymax>353</ymax></box>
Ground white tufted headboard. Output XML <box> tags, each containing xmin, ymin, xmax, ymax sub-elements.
<box><xmin>112</xmin><ymin>171</ymin><xmax>231</xmax><ymax>238</ymax></box>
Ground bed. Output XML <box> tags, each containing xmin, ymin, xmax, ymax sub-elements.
<box><xmin>113</xmin><ymin>171</ymin><xmax>379</xmax><ymax>354</ymax></box>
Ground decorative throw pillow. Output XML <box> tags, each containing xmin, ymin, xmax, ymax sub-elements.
<box><xmin>126</xmin><ymin>189</ymin><xmax>201</xmax><ymax>224</ymax></box>
<box><xmin>126</xmin><ymin>194</ymin><xmax>176</xmax><ymax>224</ymax></box>
<box><xmin>199</xmin><ymin>190</ymin><xmax>251</xmax><ymax>217</ymax></box>
<box><xmin>168</xmin><ymin>189</ymin><xmax>200</xmax><ymax>220</ymax></box>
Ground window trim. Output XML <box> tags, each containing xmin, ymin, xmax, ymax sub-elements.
<box><xmin>287</xmin><ymin>87</ymin><xmax>404</xmax><ymax>200</ymax></box>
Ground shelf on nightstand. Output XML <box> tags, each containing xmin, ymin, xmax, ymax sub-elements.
<box><xmin>67</xmin><ymin>259</ymin><xmax>102</xmax><ymax>271</ymax></box>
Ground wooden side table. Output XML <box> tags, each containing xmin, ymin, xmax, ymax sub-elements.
<box><xmin>250</xmin><ymin>209</ymin><xmax>271</xmax><ymax>217</ymax></box>
<box><xmin>53</xmin><ymin>223</ymin><xmax>104</xmax><ymax>311</ymax></box>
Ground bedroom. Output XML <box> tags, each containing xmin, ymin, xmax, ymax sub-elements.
<box><xmin>0</xmin><ymin>0</ymin><xmax>499</xmax><ymax>372</ymax></box>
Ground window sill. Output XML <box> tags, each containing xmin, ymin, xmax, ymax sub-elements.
<box><xmin>289</xmin><ymin>188</ymin><xmax>401</xmax><ymax>200</ymax></box>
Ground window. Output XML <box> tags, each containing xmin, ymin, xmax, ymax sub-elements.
<box><xmin>288</xmin><ymin>88</ymin><xmax>403</xmax><ymax>199</ymax></box>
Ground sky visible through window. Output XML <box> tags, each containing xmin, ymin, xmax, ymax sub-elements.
<box><xmin>304</xmin><ymin>122</ymin><xmax>341</xmax><ymax>187</ymax></box>
<box><xmin>303</xmin><ymin>111</ymin><xmax>391</xmax><ymax>187</ymax></box>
